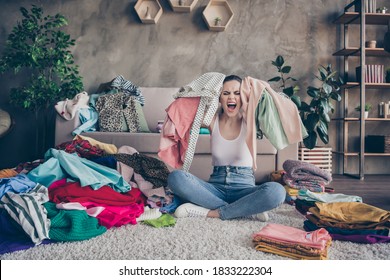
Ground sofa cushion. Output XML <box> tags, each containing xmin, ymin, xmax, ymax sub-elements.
<box><xmin>140</xmin><ymin>87</ymin><xmax>178</xmax><ymax>132</ymax></box>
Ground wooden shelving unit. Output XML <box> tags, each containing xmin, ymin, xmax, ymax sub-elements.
<box><xmin>332</xmin><ymin>1</ymin><xmax>390</xmax><ymax>180</ymax></box>
<box><xmin>134</xmin><ymin>0</ymin><xmax>163</xmax><ymax>24</ymax></box>
<box><xmin>202</xmin><ymin>0</ymin><xmax>234</xmax><ymax>32</ymax></box>
<box><xmin>168</xmin><ymin>0</ymin><xmax>198</xmax><ymax>13</ymax></box>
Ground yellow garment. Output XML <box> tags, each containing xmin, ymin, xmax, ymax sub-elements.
<box><xmin>73</xmin><ymin>135</ymin><xmax>118</xmax><ymax>154</ymax></box>
<box><xmin>306</xmin><ymin>213</ymin><xmax>389</xmax><ymax>230</ymax></box>
<box><xmin>254</xmin><ymin>244</ymin><xmax>328</xmax><ymax>260</ymax></box>
<box><xmin>310</xmin><ymin>202</ymin><xmax>390</xmax><ymax>224</ymax></box>
<box><xmin>284</xmin><ymin>185</ymin><xmax>299</xmax><ymax>196</ymax></box>
<box><xmin>0</xmin><ymin>169</ymin><xmax>18</xmax><ymax>178</ymax></box>
<box><xmin>253</xmin><ymin>237</ymin><xmax>331</xmax><ymax>260</ymax></box>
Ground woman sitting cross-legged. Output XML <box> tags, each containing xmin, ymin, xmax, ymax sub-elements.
<box><xmin>167</xmin><ymin>75</ymin><xmax>286</xmax><ymax>221</ymax></box>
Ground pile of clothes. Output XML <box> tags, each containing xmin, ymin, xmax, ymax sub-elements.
<box><xmin>273</xmin><ymin>159</ymin><xmax>334</xmax><ymax>205</ymax></box>
<box><xmin>304</xmin><ymin>202</ymin><xmax>390</xmax><ymax>244</ymax></box>
<box><xmin>283</xmin><ymin>159</ymin><xmax>333</xmax><ymax>193</ymax></box>
<box><xmin>54</xmin><ymin>75</ymin><xmax>149</xmax><ymax>136</ymax></box>
<box><xmin>0</xmin><ymin>135</ymin><xmax>177</xmax><ymax>255</ymax></box>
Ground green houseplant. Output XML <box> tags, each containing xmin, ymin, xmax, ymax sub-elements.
<box><xmin>0</xmin><ymin>5</ymin><xmax>84</xmax><ymax>156</ymax></box>
<box><xmin>355</xmin><ymin>103</ymin><xmax>372</xmax><ymax>118</ymax></box>
<box><xmin>355</xmin><ymin>103</ymin><xmax>372</xmax><ymax>112</ymax></box>
<box><xmin>214</xmin><ymin>17</ymin><xmax>222</xmax><ymax>26</ymax></box>
<box><xmin>268</xmin><ymin>55</ymin><xmax>301</xmax><ymax>108</ymax></box>
<box><xmin>269</xmin><ymin>55</ymin><xmax>344</xmax><ymax>149</ymax></box>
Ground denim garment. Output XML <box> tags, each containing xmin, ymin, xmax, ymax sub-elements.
<box><xmin>167</xmin><ymin>166</ymin><xmax>286</xmax><ymax>220</ymax></box>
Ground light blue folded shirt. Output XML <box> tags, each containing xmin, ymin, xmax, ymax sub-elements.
<box><xmin>28</xmin><ymin>149</ymin><xmax>130</xmax><ymax>192</ymax></box>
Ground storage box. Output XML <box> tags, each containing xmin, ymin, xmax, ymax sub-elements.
<box><xmin>298</xmin><ymin>146</ymin><xmax>332</xmax><ymax>173</ymax></box>
<box><xmin>365</xmin><ymin>135</ymin><xmax>390</xmax><ymax>153</ymax></box>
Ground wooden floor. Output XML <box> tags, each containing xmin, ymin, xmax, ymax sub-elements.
<box><xmin>330</xmin><ymin>175</ymin><xmax>390</xmax><ymax>211</ymax></box>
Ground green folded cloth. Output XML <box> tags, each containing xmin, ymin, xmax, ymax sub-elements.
<box><xmin>44</xmin><ymin>202</ymin><xmax>107</xmax><ymax>241</ymax></box>
<box><xmin>143</xmin><ymin>214</ymin><xmax>176</xmax><ymax>228</ymax></box>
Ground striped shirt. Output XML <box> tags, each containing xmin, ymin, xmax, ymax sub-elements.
<box><xmin>111</xmin><ymin>75</ymin><xmax>145</xmax><ymax>106</ymax></box>
<box><xmin>0</xmin><ymin>183</ymin><xmax>50</xmax><ymax>244</ymax></box>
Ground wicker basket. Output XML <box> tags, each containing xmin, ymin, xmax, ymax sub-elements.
<box><xmin>365</xmin><ymin>135</ymin><xmax>390</xmax><ymax>153</ymax></box>
<box><xmin>298</xmin><ymin>146</ymin><xmax>332</xmax><ymax>173</ymax></box>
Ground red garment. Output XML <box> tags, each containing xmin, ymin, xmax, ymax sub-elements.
<box><xmin>158</xmin><ymin>97</ymin><xmax>200</xmax><ymax>169</ymax></box>
<box><xmin>80</xmin><ymin>201</ymin><xmax>144</xmax><ymax>229</ymax></box>
<box><xmin>49</xmin><ymin>181</ymin><xmax>145</xmax><ymax>228</ymax></box>
<box><xmin>55</xmin><ymin>138</ymin><xmax>105</xmax><ymax>159</ymax></box>
<box><xmin>49</xmin><ymin>181</ymin><xmax>145</xmax><ymax>206</ymax></box>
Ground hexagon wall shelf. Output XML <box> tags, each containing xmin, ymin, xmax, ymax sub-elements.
<box><xmin>202</xmin><ymin>0</ymin><xmax>234</xmax><ymax>31</ymax></box>
<box><xmin>168</xmin><ymin>0</ymin><xmax>199</xmax><ymax>13</ymax></box>
<box><xmin>135</xmin><ymin>0</ymin><xmax>163</xmax><ymax>24</ymax></box>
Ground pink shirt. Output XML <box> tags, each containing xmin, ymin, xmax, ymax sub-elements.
<box><xmin>253</xmin><ymin>223</ymin><xmax>331</xmax><ymax>250</ymax></box>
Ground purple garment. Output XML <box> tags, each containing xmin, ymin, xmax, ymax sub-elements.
<box><xmin>0</xmin><ymin>209</ymin><xmax>54</xmax><ymax>255</ymax></box>
<box><xmin>303</xmin><ymin>220</ymin><xmax>390</xmax><ymax>244</ymax></box>
<box><xmin>283</xmin><ymin>159</ymin><xmax>332</xmax><ymax>183</ymax></box>
<box><xmin>330</xmin><ymin>233</ymin><xmax>390</xmax><ymax>244</ymax></box>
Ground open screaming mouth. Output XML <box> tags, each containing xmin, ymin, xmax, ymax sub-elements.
<box><xmin>227</xmin><ymin>103</ymin><xmax>237</xmax><ymax>110</ymax></box>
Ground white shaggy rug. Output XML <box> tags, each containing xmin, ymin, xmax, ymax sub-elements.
<box><xmin>1</xmin><ymin>203</ymin><xmax>389</xmax><ymax>260</ymax></box>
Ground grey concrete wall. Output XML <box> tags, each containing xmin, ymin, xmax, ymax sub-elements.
<box><xmin>0</xmin><ymin>0</ymin><xmax>389</xmax><ymax>175</ymax></box>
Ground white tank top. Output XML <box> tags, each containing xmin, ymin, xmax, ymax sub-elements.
<box><xmin>211</xmin><ymin>117</ymin><xmax>253</xmax><ymax>167</ymax></box>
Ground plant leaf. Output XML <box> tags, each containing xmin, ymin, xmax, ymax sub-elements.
<box><xmin>317</xmin><ymin>121</ymin><xmax>329</xmax><ymax>144</ymax></box>
<box><xmin>281</xmin><ymin>66</ymin><xmax>291</xmax><ymax>74</ymax></box>
<box><xmin>322</xmin><ymin>83</ymin><xmax>332</xmax><ymax>95</ymax></box>
<box><xmin>283</xmin><ymin>86</ymin><xmax>294</xmax><ymax>97</ymax></box>
<box><xmin>291</xmin><ymin>95</ymin><xmax>301</xmax><ymax>108</ymax></box>
<box><xmin>268</xmin><ymin>76</ymin><xmax>281</xmax><ymax>82</ymax></box>
<box><xmin>303</xmin><ymin>130</ymin><xmax>318</xmax><ymax>149</ymax></box>
<box><xmin>275</xmin><ymin>55</ymin><xmax>284</xmax><ymax>67</ymax></box>
<box><xmin>304</xmin><ymin>113</ymin><xmax>320</xmax><ymax>131</ymax></box>
<box><xmin>307</xmin><ymin>86</ymin><xmax>319</xmax><ymax>98</ymax></box>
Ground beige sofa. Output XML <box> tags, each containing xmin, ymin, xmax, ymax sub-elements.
<box><xmin>55</xmin><ymin>87</ymin><xmax>298</xmax><ymax>183</ymax></box>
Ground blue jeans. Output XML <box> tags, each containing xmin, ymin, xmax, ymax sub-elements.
<box><xmin>167</xmin><ymin>166</ymin><xmax>286</xmax><ymax>220</ymax></box>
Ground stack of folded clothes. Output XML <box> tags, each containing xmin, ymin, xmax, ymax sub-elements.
<box><xmin>281</xmin><ymin>160</ymin><xmax>334</xmax><ymax>205</ymax></box>
<box><xmin>283</xmin><ymin>159</ymin><xmax>332</xmax><ymax>193</ymax></box>
<box><xmin>295</xmin><ymin>189</ymin><xmax>363</xmax><ymax>215</ymax></box>
<box><xmin>252</xmin><ymin>223</ymin><xmax>332</xmax><ymax>260</ymax></box>
<box><xmin>304</xmin><ymin>202</ymin><xmax>390</xmax><ymax>244</ymax></box>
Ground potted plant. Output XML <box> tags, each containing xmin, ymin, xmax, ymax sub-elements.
<box><xmin>269</xmin><ymin>55</ymin><xmax>344</xmax><ymax>149</ymax></box>
<box><xmin>376</xmin><ymin>7</ymin><xmax>388</xmax><ymax>14</ymax></box>
<box><xmin>355</xmin><ymin>103</ymin><xmax>372</xmax><ymax>118</ymax></box>
<box><xmin>0</xmin><ymin>5</ymin><xmax>84</xmax><ymax>157</ymax></box>
<box><xmin>268</xmin><ymin>55</ymin><xmax>301</xmax><ymax>108</ymax></box>
<box><xmin>214</xmin><ymin>16</ymin><xmax>222</xmax><ymax>26</ymax></box>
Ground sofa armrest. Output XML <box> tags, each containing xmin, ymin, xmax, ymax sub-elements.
<box><xmin>276</xmin><ymin>143</ymin><xmax>298</xmax><ymax>170</ymax></box>
<box><xmin>54</xmin><ymin>113</ymin><xmax>81</xmax><ymax>146</ymax></box>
